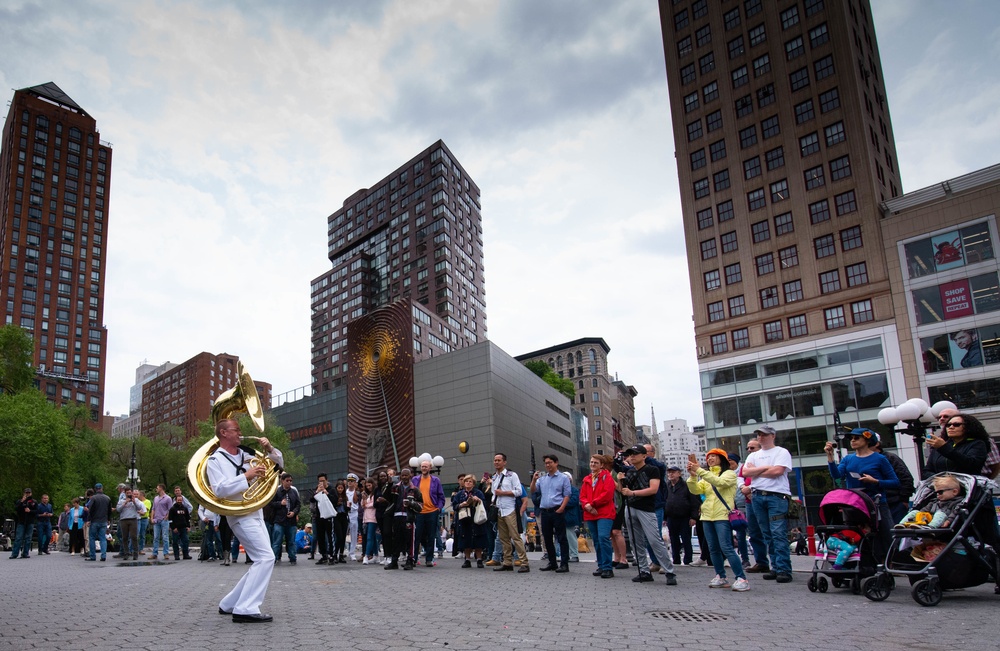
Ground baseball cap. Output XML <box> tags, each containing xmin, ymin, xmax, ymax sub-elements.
<box><xmin>624</xmin><ymin>445</ymin><xmax>646</xmax><ymax>456</ymax></box>
<box><xmin>667</xmin><ymin>465</ymin><xmax>682</xmax><ymax>472</ymax></box>
<box><xmin>94</xmin><ymin>483</ymin><xmax>103</xmax><ymax>489</ymax></box>
<box><xmin>754</xmin><ymin>425</ymin><xmax>777</xmax><ymax>436</ymax></box>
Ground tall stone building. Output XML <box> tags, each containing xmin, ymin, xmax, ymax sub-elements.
<box><xmin>0</xmin><ymin>82</ymin><xmax>111</xmax><ymax>421</ymax></box>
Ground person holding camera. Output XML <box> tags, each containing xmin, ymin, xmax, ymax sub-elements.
<box><xmin>490</xmin><ymin>453</ymin><xmax>530</xmax><ymax>573</ymax></box>
<box><xmin>531</xmin><ymin>455</ymin><xmax>572</xmax><ymax>574</ymax></box>
<box><xmin>117</xmin><ymin>487</ymin><xmax>147</xmax><ymax>561</ymax></box>
<box><xmin>619</xmin><ymin>446</ymin><xmax>677</xmax><ymax>586</ymax></box>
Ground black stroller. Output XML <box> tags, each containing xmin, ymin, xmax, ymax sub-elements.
<box><xmin>863</xmin><ymin>472</ymin><xmax>1000</xmax><ymax>606</ymax></box>
<box><xmin>808</xmin><ymin>488</ymin><xmax>883</xmax><ymax>594</ymax></box>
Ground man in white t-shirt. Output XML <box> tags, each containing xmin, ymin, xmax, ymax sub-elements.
<box><xmin>740</xmin><ymin>425</ymin><xmax>793</xmax><ymax>583</ymax></box>
<box><xmin>346</xmin><ymin>474</ymin><xmax>361</xmax><ymax>561</ymax></box>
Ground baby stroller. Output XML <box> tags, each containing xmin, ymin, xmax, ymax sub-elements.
<box><xmin>808</xmin><ymin>489</ymin><xmax>883</xmax><ymax>594</ymax></box>
<box><xmin>864</xmin><ymin>472</ymin><xmax>1000</xmax><ymax>606</ymax></box>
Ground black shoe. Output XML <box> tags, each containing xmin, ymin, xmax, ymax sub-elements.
<box><xmin>100</xmin><ymin>558</ymin><xmax>106</xmax><ymax>562</ymax></box>
<box><xmin>775</xmin><ymin>572</ymin><xmax>793</xmax><ymax>583</ymax></box>
<box><xmin>665</xmin><ymin>573</ymin><xmax>677</xmax><ymax>586</ymax></box>
<box><xmin>309</xmin><ymin>555</ymin><xmax>315</xmax><ymax>560</ymax></box>
<box><xmin>517</xmin><ymin>565</ymin><xmax>530</xmax><ymax>573</ymax></box>
<box><xmin>384</xmin><ymin>561</ymin><xmax>398</xmax><ymax>570</ymax></box>
<box><xmin>593</xmin><ymin>569</ymin><xmax>603</xmax><ymax>576</ymax></box>
<box><xmin>219</xmin><ymin>608</ymin><xmax>231</xmax><ymax>615</ymax></box>
<box><xmin>613</xmin><ymin>562</ymin><xmax>630</xmax><ymax>570</ymax></box>
<box><xmin>601</xmin><ymin>570</ymin><xmax>614</xmax><ymax>579</ymax></box>
<box><xmin>632</xmin><ymin>572</ymin><xmax>654</xmax><ymax>583</ymax></box>
<box><xmin>232</xmin><ymin>613</ymin><xmax>273</xmax><ymax>623</ymax></box>
<box><xmin>316</xmin><ymin>558</ymin><xmax>328</xmax><ymax>565</ymax></box>
<box><xmin>477</xmin><ymin>560</ymin><xmax>484</xmax><ymax>568</ymax></box>
<box><xmin>762</xmin><ymin>571</ymin><xmax>778</xmax><ymax>580</ymax></box>
<box><xmin>403</xmin><ymin>561</ymin><xmax>413</xmax><ymax>570</ymax></box>
<box><xmin>555</xmin><ymin>566</ymin><xmax>569</xmax><ymax>573</ymax></box>
<box><xmin>289</xmin><ymin>560</ymin><xmax>296</xmax><ymax>565</ymax></box>
<box><xmin>175</xmin><ymin>556</ymin><xmax>181</xmax><ymax>561</ymax></box>
<box><xmin>461</xmin><ymin>560</ymin><xmax>472</xmax><ymax>568</ymax></box>
<box><xmin>84</xmin><ymin>558</ymin><xmax>95</xmax><ymax>561</ymax></box>
<box><xmin>493</xmin><ymin>564</ymin><xmax>514</xmax><ymax>572</ymax></box>
<box><xmin>746</xmin><ymin>563</ymin><xmax>769</xmax><ymax>573</ymax></box>
<box><xmin>539</xmin><ymin>564</ymin><xmax>557</xmax><ymax>572</ymax></box>
<box><xmin>245</xmin><ymin>559</ymin><xmax>252</xmax><ymax>564</ymax></box>
<box><xmin>183</xmin><ymin>555</ymin><xmax>192</xmax><ymax>560</ymax></box>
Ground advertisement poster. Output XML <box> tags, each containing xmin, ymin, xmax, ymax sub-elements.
<box><xmin>939</xmin><ymin>279</ymin><xmax>974</xmax><ymax>319</ymax></box>
<box><xmin>930</xmin><ymin>230</ymin><xmax>964</xmax><ymax>272</ymax></box>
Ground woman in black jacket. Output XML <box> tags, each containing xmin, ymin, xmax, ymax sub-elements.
<box><xmin>925</xmin><ymin>413</ymin><xmax>989</xmax><ymax>476</ymax></box>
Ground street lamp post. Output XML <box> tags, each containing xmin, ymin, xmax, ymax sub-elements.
<box><xmin>877</xmin><ymin>398</ymin><xmax>956</xmax><ymax>481</ymax></box>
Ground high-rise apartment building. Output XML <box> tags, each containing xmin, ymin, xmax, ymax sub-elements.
<box><xmin>0</xmin><ymin>83</ymin><xmax>111</xmax><ymax>421</ymax></box>
<box><xmin>310</xmin><ymin>140</ymin><xmax>486</xmax><ymax>393</ymax></box>
<box><xmin>658</xmin><ymin>1</ymin><xmax>909</xmax><ymax>494</ymax></box>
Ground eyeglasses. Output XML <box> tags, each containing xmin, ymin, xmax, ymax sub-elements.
<box><xmin>946</xmin><ymin>422</ymin><xmax>965</xmax><ymax>428</ymax></box>
<box><xmin>223</xmin><ymin>427</ymin><xmax>240</xmax><ymax>432</ymax></box>
<box><xmin>934</xmin><ymin>488</ymin><xmax>958</xmax><ymax>496</ymax></box>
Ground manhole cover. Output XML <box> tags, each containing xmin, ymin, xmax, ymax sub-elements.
<box><xmin>650</xmin><ymin>611</ymin><xmax>732</xmax><ymax>623</ymax></box>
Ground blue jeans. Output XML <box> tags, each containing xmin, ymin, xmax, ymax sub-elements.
<box><xmin>750</xmin><ymin>493</ymin><xmax>790</xmax><ymax>574</ymax></box>
<box><xmin>10</xmin><ymin>523</ymin><xmax>34</xmax><ymax>558</ymax></box>
<box><xmin>745</xmin><ymin>499</ymin><xmax>768</xmax><ymax>566</ymax></box>
<box><xmin>36</xmin><ymin>522</ymin><xmax>52</xmax><ymax>553</ymax></box>
<box><xmin>587</xmin><ymin>518</ymin><xmax>613</xmax><ymax>571</ymax></box>
<box><xmin>89</xmin><ymin>522</ymin><xmax>108</xmax><ymax>560</ymax></box>
<box><xmin>138</xmin><ymin>519</ymin><xmax>149</xmax><ymax>552</ymax></box>
<box><xmin>171</xmin><ymin>528</ymin><xmax>189</xmax><ymax>559</ymax></box>
<box><xmin>270</xmin><ymin>523</ymin><xmax>297</xmax><ymax>561</ymax></box>
<box><xmin>152</xmin><ymin>520</ymin><xmax>170</xmax><ymax>557</ymax></box>
<box><xmin>702</xmin><ymin>519</ymin><xmax>745</xmax><ymax>580</ymax></box>
<box><xmin>364</xmin><ymin>522</ymin><xmax>378</xmax><ymax>557</ymax></box>
<box><xmin>413</xmin><ymin>511</ymin><xmax>440</xmax><ymax>563</ymax></box>
<box><xmin>201</xmin><ymin>520</ymin><xmax>217</xmax><ymax>558</ymax></box>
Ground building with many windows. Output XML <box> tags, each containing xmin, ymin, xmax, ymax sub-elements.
<box><xmin>310</xmin><ymin>140</ymin><xmax>485</xmax><ymax>393</ymax></box>
<box><xmin>0</xmin><ymin>82</ymin><xmax>111</xmax><ymax>421</ymax></box>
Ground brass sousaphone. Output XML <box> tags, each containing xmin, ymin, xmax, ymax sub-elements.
<box><xmin>186</xmin><ymin>361</ymin><xmax>281</xmax><ymax>516</ymax></box>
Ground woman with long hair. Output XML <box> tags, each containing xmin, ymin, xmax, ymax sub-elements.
<box><xmin>361</xmin><ymin>478</ymin><xmax>379</xmax><ymax>564</ymax></box>
<box><xmin>580</xmin><ymin>454</ymin><xmax>616</xmax><ymax>578</ymax></box>
<box><xmin>332</xmin><ymin>479</ymin><xmax>349</xmax><ymax>563</ymax></box>
<box><xmin>68</xmin><ymin>498</ymin><xmax>86</xmax><ymax>555</ymax></box>
<box><xmin>925</xmin><ymin>413</ymin><xmax>991</xmax><ymax>476</ymax></box>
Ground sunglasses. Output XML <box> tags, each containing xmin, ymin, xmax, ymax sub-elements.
<box><xmin>946</xmin><ymin>422</ymin><xmax>965</xmax><ymax>428</ymax></box>
<box><xmin>934</xmin><ymin>488</ymin><xmax>958</xmax><ymax>496</ymax></box>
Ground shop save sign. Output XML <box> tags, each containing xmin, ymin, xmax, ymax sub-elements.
<box><xmin>939</xmin><ymin>279</ymin><xmax>974</xmax><ymax>319</ymax></box>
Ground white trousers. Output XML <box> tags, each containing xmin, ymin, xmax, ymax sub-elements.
<box><xmin>219</xmin><ymin>516</ymin><xmax>276</xmax><ymax>615</ymax></box>
<box><xmin>347</xmin><ymin>514</ymin><xmax>359</xmax><ymax>556</ymax></box>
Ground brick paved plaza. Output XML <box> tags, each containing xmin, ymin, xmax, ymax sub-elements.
<box><xmin>2</xmin><ymin>549</ymin><xmax>997</xmax><ymax>651</ymax></box>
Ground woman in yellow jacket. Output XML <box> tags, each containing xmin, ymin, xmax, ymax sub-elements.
<box><xmin>686</xmin><ymin>448</ymin><xmax>749</xmax><ymax>592</ymax></box>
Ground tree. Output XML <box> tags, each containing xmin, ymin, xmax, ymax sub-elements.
<box><xmin>0</xmin><ymin>325</ymin><xmax>36</xmax><ymax>395</ymax></box>
<box><xmin>0</xmin><ymin>390</ymin><xmax>71</xmax><ymax>515</ymax></box>
<box><xmin>523</xmin><ymin>360</ymin><xmax>575</xmax><ymax>399</ymax></box>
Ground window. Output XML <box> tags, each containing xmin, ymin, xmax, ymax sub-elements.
<box><xmin>721</xmin><ymin>231</ymin><xmax>738</xmax><ymax>253</ymax></box>
<box><xmin>752</xmin><ymin>88</ymin><xmax>774</xmax><ymax>112</ymax></box>
<box><xmin>825</xmin><ymin>121</ymin><xmax>846</xmax><ymax>146</ymax></box>
<box><xmin>810</xmin><ymin>23</ymin><xmax>830</xmax><ymax>48</ymax></box>
<box><xmin>810</xmin><ymin>199</ymin><xmax>831</xmax><ymax>224</ymax></box>
<box><xmin>736</xmin><ymin>95</ymin><xmax>754</xmax><ymax>117</ymax></box>
<box><xmin>744</xmin><ymin>156</ymin><xmax>762</xmax><ymax>179</ymax></box>
<box><xmin>786</xmin><ymin>37</ymin><xmax>804</xmax><ymax>60</ymax></box>
<box><xmin>739</xmin><ymin>125</ymin><xmax>758</xmax><ymax>148</ymax></box>
<box><xmin>747</xmin><ymin>188</ymin><xmax>766</xmax><ymax>211</ymax></box>
<box><xmin>761</xmin><ymin>286</ymin><xmax>780</xmax><ymax>309</ymax></box>
<box><xmin>690</xmin><ymin>149</ymin><xmax>707</xmax><ymax>170</ymax></box>
<box><xmin>814</xmin><ymin>234</ymin><xmax>836</xmax><ymax>258</ymax></box>
<box><xmin>770</xmin><ymin>179</ymin><xmax>789</xmax><ymax>202</ymax></box>
<box><xmin>697</xmin><ymin>207</ymin><xmax>714</xmax><ymax>229</ymax></box>
<box><xmin>756</xmin><ymin>253</ymin><xmax>775</xmax><ymax>276</ymax></box>
<box><xmin>795</xmin><ymin>100</ymin><xmax>815</xmax><ymax>124</ymax></box>
<box><xmin>805</xmin><ymin>0</ymin><xmax>825</xmax><ymax>17</ymax></box>
<box><xmin>711</xmin><ymin>333</ymin><xmax>728</xmax><ymax>354</ymax></box>
<box><xmin>819</xmin><ymin>269</ymin><xmax>841</xmax><ymax>293</ymax></box>
<box><xmin>710</xmin><ymin>139</ymin><xmax>727</xmax><ymax>161</ymax></box>
<box><xmin>788</xmin><ymin>314</ymin><xmax>808</xmax><ymax>337</ymax></box>
<box><xmin>724</xmin><ymin>7</ymin><xmax>741</xmax><ymax>30</ymax></box>
<box><xmin>820</xmin><ymin>88</ymin><xmax>840</xmax><ymax>113</ymax></box>
<box><xmin>681</xmin><ymin>63</ymin><xmax>697</xmax><ymax>85</ymax></box>
<box><xmin>774</xmin><ymin>212</ymin><xmax>794</xmax><ymax>235</ymax></box>
<box><xmin>725</xmin><ymin>262</ymin><xmax>743</xmax><ymax>284</ymax></box>
<box><xmin>752</xmin><ymin>220</ymin><xmax>771</xmax><ymax>243</ymax></box>
<box><xmin>687</xmin><ymin>119</ymin><xmax>704</xmax><ymax>141</ymax></box>
<box><xmin>703</xmin><ymin>81</ymin><xmax>719</xmax><ymax>102</ymax></box>
<box><xmin>728</xmin><ymin>36</ymin><xmax>746</xmax><ymax>59</ymax></box>
<box><xmin>790</xmin><ymin>67</ymin><xmax>810</xmax><ymax>91</ymax></box>
<box><xmin>700</xmin><ymin>52</ymin><xmax>716</xmax><ymax>75</ymax></box>
<box><xmin>800</xmin><ymin>132</ymin><xmax>820</xmax><ymax>157</ymax></box>
<box><xmin>708</xmin><ymin>301</ymin><xmax>725</xmax><ymax>322</ymax></box>
<box><xmin>674</xmin><ymin>9</ymin><xmax>689</xmax><ymax>30</ymax></box>
<box><xmin>744</xmin><ymin>0</ymin><xmax>762</xmax><ymax>18</ymax></box>
<box><xmin>701</xmin><ymin>238</ymin><xmax>717</xmax><ymax>260</ymax></box>
<box><xmin>761</xmin><ymin>115</ymin><xmax>780</xmax><ymax>138</ymax></box>
<box><xmin>692</xmin><ymin>0</ymin><xmax>708</xmax><ymax>19</ymax></box>
<box><xmin>779</xmin><ymin>245</ymin><xmax>799</xmax><ymax>268</ymax></box>
<box><xmin>764</xmin><ymin>320</ymin><xmax>783</xmax><ymax>342</ymax></box>
<box><xmin>814</xmin><ymin>55</ymin><xmax>835</xmax><ymax>80</ymax></box>
<box><xmin>765</xmin><ymin>146</ymin><xmax>785</xmax><ymax>170</ymax></box>
<box><xmin>830</xmin><ymin>155</ymin><xmax>852</xmax><ymax>180</ymax></box>
<box><xmin>714</xmin><ymin>170</ymin><xmax>731</xmax><ymax>191</ymax></box>
<box><xmin>748</xmin><ymin>24</ymin><xmax>766</xmax><ymax>47</ymax></box>
<box><xmin>840</xmin><ymin>225</ymin><xmax>863</xmax><ymax>250</ymax></box>
<box><xmin>781</xmin><ymin>6</ymin><xmax>800</xmax><ymax>29</ymax></box>
<box><xmin>805</xmin><ymin>164</ymin><xmax>825</xmax><ymax>189</ymax></box>
<box><xmin>784</xmin><ymin>280</ymin><xmax>803</xmax><ymax>302</ymax></box>
<box><xmin>851</xmin><ymin>299</ymin><xmax>874</xmax><ymax>324</ymax></box>
<box><xmin>732</xmin><ymin>328</ymin><xmax>750</xmax><ymax>350</ymax></box>
<box><xmin>732</xmin><ymin>65</ymin><xmax>749</xmax><ymax>88</ymax></box>
<box><xmin>846</xmin><ymin>262</ymin><xmax>869</xmax><ymax>286</ymax></box>
<box><xmin>835</xmin><ymin>190</ymin><xmax>857</xmax><ymax>215</ymax></box>
<box><xmin>717</xmin><ymin>200</ymin><xmax>734</xmax><ymax>222</ymax></box>
<box><xmin>753</xmin><ymin>53</ymin><xmax>771</xmax><ymax>77</ymax></box>
<box><xmin>706</xmin><ymin>109</ymin><xmax>723</xmax><ymax>132</ymax></box>
<box><xmin>694</xmin><ymin>178</ymin><xmax>710</xmax><ymax>198</ymax></box>
<box><xmin>684</xmin><ymin>92</ymin><xmax>700</xmax><ymax>113</ymax></box>
<box><xmin>729</xmin><ymin>295</ymin><xmax>746</xmax><ymax>317</ymax></box>
<box><xmin>704</xmin><ymin>270</ymin><xmax>721</xmax><ymax>290</ymax></box>
<box><xmin>696</xmin><ymin>25</ymin><xmax>712</xmax><ymax>47</ymax></box>
<box><xmin>825</xmin><ymin>306</ymin><xmax>846</xmax><ymax>330</ymax></box>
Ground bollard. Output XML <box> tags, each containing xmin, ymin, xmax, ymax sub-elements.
<box><xmin>807</xmin><ymin>525</ymin><xmax>817</xmax><ymax>555</ymax></box>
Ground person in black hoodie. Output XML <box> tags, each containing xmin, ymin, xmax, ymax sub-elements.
<box><xmin>168</xmin><ymin>495</ymin><xmax>192</xmax><ymax>560</ymax></box>
<box><xmin>663</xmin><ymin>466</ymin><xmax>700</xmax><ymax>566</ymax></box>
<box><xmin>270</xmin><ymin>473</ymin><xmax>301</xmax><ymax>565</ymax></box>
<box><xmin>9</xmin><ymin>488</ymin><xmax>37</xmax><ymax>559</ymax></box>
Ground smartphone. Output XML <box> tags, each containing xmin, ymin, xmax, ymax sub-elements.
<box><xmin>688</xmin><ymin>453</ymin><xmax>697</xmax><ymax>465</ymax></box>
<box><xmin>849</xmin><ymin>472</ymin><xmax>862</xmax><ymax>479</ymax></box>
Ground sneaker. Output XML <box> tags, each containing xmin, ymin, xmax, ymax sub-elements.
<box><xmin>731</xmin><ymin>578</ymin><xmax>750</xmax><ymax>592</ymax></box>
<box><xmin>746</xmin><ymin>563</ymin><xmax>769</xmax><ymax>573</ymax></box>
<box><xmin>691</xmin><ymin>559</ymin><xmax>708</xmax><ymax>567</ymax></box>
<box><xmin>632</xmin><ymin>572</ymin><xmax>654</xmax><ymax>583</ymax></box>
<box><xmin>362</xmin><ymin>557</ymin><xmax>369</xmax><ymax>565</ymax></box>
<box><xmin>775</xmin><ymin>572</ymin><xmax>793</xmax><ymax>583</ymax></box>
<box><xmin>425</xmin><ymin>560</ymin><xmax>435</xmax><ymax>567</ymax></box>
<box><xmin>403</xmin><ymin>561</ymin><xmax>413</xmax><ymax>570</ymax></box>
<box><xmin>600</xmin><ymin>570</ymin><xmax>614</xmax><ymax>578</ymax></box>
<box><xmin>462</xmin><ymin>560</ymin><xmax>472</xmax><ymax>568</ymax></box>
<box><xmin>665</xmin><ymin>573</ymin><xmax>677</xmax><ymax>586</ymax></box>
<box><xmin>649</xmin><ymin>563</ymin><xmax>661</xmax><ymax>573</ymax></box>
<box><xmin>709</xmin><ymin>575</ymin><xmax>730</xmax><ymax>588</ymax></box>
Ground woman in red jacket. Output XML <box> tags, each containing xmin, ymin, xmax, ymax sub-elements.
<box><xmin>580</xmin><ymin>454</ymin><xmax>617</xmax><ymax>578</ymax></box>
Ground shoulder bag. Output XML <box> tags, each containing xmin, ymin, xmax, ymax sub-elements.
<box><xmin>710</xmin><ymin>483</ymin><xmax>748</xmax><ymax>531</ymax></box>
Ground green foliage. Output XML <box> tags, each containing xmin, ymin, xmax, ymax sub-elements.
<box><xmin>0</xmin><ymin>390</ymin><xmax>71</xmax><ymax>513</ymax></box>
<box><xmin>0</xmin><ymin>325</ymin><xmax>36</xmax><ymax>395</ymax></box>
<box><xmin>523</xmin><ymin>360</ymin><xmax>575</xmax><ymax>399</ymax></box>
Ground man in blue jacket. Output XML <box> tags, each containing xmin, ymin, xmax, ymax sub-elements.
<box><xmin>411</xmin><ymin>460</ymin><xmax>445</xmax><ymax>567</ymax></box>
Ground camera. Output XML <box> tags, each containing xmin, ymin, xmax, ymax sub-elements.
<box><xmin>611</xmin><ymin>451</ymin><xmax>630</xmax><ymax>475</ymax></box>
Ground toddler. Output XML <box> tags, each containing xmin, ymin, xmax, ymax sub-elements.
<box><xmin>897</xmin><ymin>474</ymin><xmax>964</xmax><ymax>529</ymax></box>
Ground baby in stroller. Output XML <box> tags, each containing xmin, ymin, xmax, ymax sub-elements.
<box><xmin>827</xmin><ymin>529</ymin><xmax>863</xmax><ymax>570</ymax></box>
<box><xmin>897</xmin><ymin>474</ymin><xmax>964</xmax><ymax>529</ymax></box>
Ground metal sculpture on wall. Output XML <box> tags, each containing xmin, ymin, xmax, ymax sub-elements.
<box><xmin>346</xmin><ymin>299</ymin><xmax>416</xmax><ymax>474</ymax></box>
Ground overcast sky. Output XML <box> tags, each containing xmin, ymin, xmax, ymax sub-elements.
<box><xmin>1</xmin><ymin>0</ymin><xmax>999</xmax><ymax>431</ymax></box>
